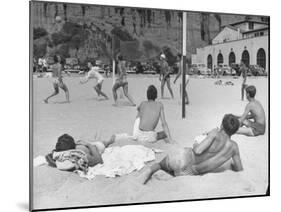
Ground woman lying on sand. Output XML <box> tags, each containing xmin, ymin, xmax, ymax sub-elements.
<box><xmin>138</xmin><ymin>114</ymin><xmax>244</xmax><ymax>184</ymax></box>
<box><xmin>45</xmin><ymin>134</ymin><xmax>115</xmax><ymax>172</ymax></box>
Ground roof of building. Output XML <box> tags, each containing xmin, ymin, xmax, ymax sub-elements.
<box><xmin>211</xmin><ymin>25</ymin><xmax>243</xmax><ymax>41</ymax></box>
<box><xmin>242</xmin><ymin>26</ymin><xmax>269</xmax><ymax>34</ymax></box>
<box><xmin>230</xmin><ymin>20</ymin><xmax>269</xmax><ymax>26</ymax></box>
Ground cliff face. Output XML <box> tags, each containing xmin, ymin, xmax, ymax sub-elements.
<box><xmin>32</xmin><ymin>1</ymin><xmax>246</xmax><ymax>62</ymax></box>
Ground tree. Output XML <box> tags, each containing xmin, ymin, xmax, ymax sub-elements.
<box><xmin>33</xmin><ymin>27</ymin><xmax>48</xmax><ymax>40</ymax></box>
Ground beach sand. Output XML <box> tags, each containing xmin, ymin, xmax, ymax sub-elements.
<box><xmin>32</xmin><ymin>75</ymin><xmax>268</xmax><ymax>210</ymax></box>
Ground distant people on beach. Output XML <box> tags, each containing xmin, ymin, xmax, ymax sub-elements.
<box><xmin>236</xmin><ymin>85</ymin><xmax>266</xmax><ymax>136</ymax></box>
<box><xmin>139</xmin><ymin>114</ymin><xmax>243</xmax><ymax>184</ymax></box>
<box><xmin>240</xmin><ymin>60</ymin><xmax>248</xmax><ymax>101</ymax></box>
<box><xmin>159</xmin><ymin>54</ymin><xmax>174</xmax><ymax>99</ymax></box>
<box><xmin>44</xmin><ymin>55</ymin><xmax>70</xmax><ymax>103</ymax></box>
<box><xmin>112</xmin><ymin>55</ymin><xmax>136</xmax><ymax>106</ymax></box>
<box><xmin>174</xmin><ymin>53</ymin><xmax>190</xmax><ymax>104</ymax></box>
<box><xmin>80</xmin><ymin>61</ymin><xmax>109</xmax><ymax>100</ymax></box>
<box><xmin>46</xmin><ymin>134</ymin><xmax>116</xmax><ymax>172</ymax></box>
<box><xmin>133</xmin><ymin>85</ymin><xmax>175</xmax><ymax>143</ymax></box>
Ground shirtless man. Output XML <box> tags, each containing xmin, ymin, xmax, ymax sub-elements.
<box><xmin>236</xmin><ymin>85</ymin><xmax>266</xmax><ymax>136</ymax></box>
<box><xmin>159</xmin><ymin>54</ymin><xmax>174</xmax><ymax>99</ymax></box>
<box><xmin>80</xmin><ymin>61</ymin><xmax>109</xmax><ymax>100</ymax></box>
<box><xmin>47</xmin><ymin>133</ymin><xmax>116</xmax><ymax>171</ymax></box>
<box><xmin>240</xmin><ymin>60</ymin><xmax>248</xmax><ymax>101</ymax></box>
<box><xmin>133</xmin><ymin>85</ymin><xmax>174</xmax><ymax>143</ymax></box>
<box><xmin>112</xmin><ymin>55</ymin><xmax>136</xmax><ymax>106</ymax></box>
<box><xmin>174</xmin><ymin>53</ymin><xmax>189</xmax><ymax>104</ymax></box>
<box><xmin>138</xmin><ymin>114</ymin><xmax>243</xmax><ymax>184</ymax></box>
<box><xmin>44</xmin><ymin>55</ymin><xmax>70</xmax><ymax>103</ymax></box>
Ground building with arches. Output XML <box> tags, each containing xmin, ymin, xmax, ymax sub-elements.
<box><xmin>191</xmin><ymin>20</ymin><xmax>269</xmax><ymax>73</ymax></box>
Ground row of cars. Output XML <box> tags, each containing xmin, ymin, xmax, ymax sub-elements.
<box><xmin>189</xmin><ymin>63</ymin><xmax>267</xmax><ymax>76</ymax></box>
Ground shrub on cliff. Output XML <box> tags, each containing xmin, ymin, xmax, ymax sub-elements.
<box><xmin>33</xmin><ymin>27</ymin><xmax>48</xmax><ymax>40</ymax></box>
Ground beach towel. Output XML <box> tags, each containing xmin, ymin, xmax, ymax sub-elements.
<box><xmin>52</xmin><ymin>149</ymin><xmax>89</xmax><ymax>172</ymax></box>
<box><xmin>132</xmin><ymin>118</ymin><xmax>157</xmax><ymax>143</ymax></box>
<box><xmin>76</xmin><ymin>145</ymin><xmax>156</xmax><ymax>180</ymax></box>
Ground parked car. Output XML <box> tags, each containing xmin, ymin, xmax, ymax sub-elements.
<box><xmin>190</xmin><ymin>64</ymin><xmax>211</xmax><ymax>75</ymax></box>
<box><xmin>218</xmin><ymin>64</ymin><xmax>235</xmax><ymax>75</ymax></box>
<box><xmin>230</xmin><ymin>63</ymin><xmax>241</xmax><ymax>76</ymax></box>
<box><xmin>249</xmin><ymin>65</ymin><xmax>266</xmax><ymax>76</ymax></box>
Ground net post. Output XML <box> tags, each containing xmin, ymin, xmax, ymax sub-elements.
<box><xmin>182</xmin><ymin>12</ymin><xmax>187</xmax><ymax>119</ymax></box>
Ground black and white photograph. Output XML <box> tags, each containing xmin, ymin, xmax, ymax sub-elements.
<box><xmin>30</xmin><ymin>0</ymin><xmax>269</xmax><ymax>211</ymax></box>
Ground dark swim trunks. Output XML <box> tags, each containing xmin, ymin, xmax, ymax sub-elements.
<box><xmin>249</xmin><ymin>121</ymin><xmax>265</xmax><ymax>136</ymax></box>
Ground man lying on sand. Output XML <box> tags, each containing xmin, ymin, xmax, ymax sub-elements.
<box><xmin>236</xmin><ymin>85</ymin><xmax>266</xmax><ymax>136</ymax></box>
<box><xmin>138</xmin><ymin>114</ymin><xmax>243</xmax><ymax>184</ymax></box>
<box><xmin>133</xmin><ymin>85</ymin><xmax>175</xmax><ymax>143</ymax></box>
<box><xmin>46</xmin><ymin>134</ymin><xmax>115</xmax><ymax>172</ymax></box>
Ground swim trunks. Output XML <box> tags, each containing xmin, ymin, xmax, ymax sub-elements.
<box><xmin>132</xmin><ymin>118</ymin><xmax>157</xmax><ymax>143</ymax></box>
<box><xmin>249</xmin><ymin>121</ymin><xmax>265</xmax><ymax>136</ymax></box>
<box><xmin>164</xmin><ymin>147</ymin><xmax>197</xmax><ymax>176</ymax></box>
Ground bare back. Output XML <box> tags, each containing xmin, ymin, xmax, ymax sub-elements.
<box><xmin>248</xmin><ymin>100</ymin><xmax>266</xmax><ymax>125</ymax></box>
<box><xmin>194</xmin><ymin>130</ymin><xmax>229</xmax><ymax>164</ymax></box>
<box><xmin>138</xmin><ymin>101</ymin><xmax>162</xmax><ymax>131</ymax></box>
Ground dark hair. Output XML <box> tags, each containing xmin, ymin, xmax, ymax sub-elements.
<box><xmin>55</xmin><ymin>134</ymin><xmax>76</xmax><ymax>152</ymax></box>
<box><xmin>222</xmin><ymin>114</ymin><xmax>240</xmax><ymax>136</ymax></box>
<box><xmin>246</xmin><ymin>85</ymin><xmax>256</xmax><ymax>98</ymax></box>
<box><xmin>118</xmin><ymin>55</ymin><xmax>123</xmax><ymax>61</ymax></box>
<box><xmin>147</xmin><ymin>85</ymin><xmax>157</xmax><ymax>101</ymax></box>
<box><xmin>177</xmin><ymin>53</ymin><xmax>182</xmax><ymax>58</ymax></box>
<box><xmin>54</xmin><ymin>55</ymin><xmax>59</xmax><ymax>63</ymax></box>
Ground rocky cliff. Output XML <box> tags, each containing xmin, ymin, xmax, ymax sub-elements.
<box><xmin>32</xmin><ymin>1</ymin><xmax>247</xmax><ymax>63</ymax></box>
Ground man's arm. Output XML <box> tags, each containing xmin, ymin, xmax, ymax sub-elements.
<box><xmin>239</xmin><ymin>104</ymin><xmax>251</xmax><ymax>123</ymax></box>
<box><xmin>193</xmin><ymin>128</ymin><xmax>217</xmax><ymax>155</ymax></box>
<box><xmin>230</xmin><ymin>142</ymin><xmax>243</xmax><ymax>171</ymax></box>
<box><xmin>159</xmin><ymin>103</ymin><xmax>173</xmax><ymax>142</ymax></box>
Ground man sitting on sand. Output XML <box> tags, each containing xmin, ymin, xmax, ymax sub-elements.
<box><xmin>133</xmin><ymin>85</ymin><xmax>175</xmax><ymax>143</ymax></box>
<box><xmin>46</xmin><ymin>134</ymin><xmax>115</xmax><ymax>172</ymax></box>
<box><xmin>236</xmin><ymin>85</ymin><xmax>266</xmax><ymax>136</ymax></box>
<box><xmin>138</xmin><ymin>114</ymin><xmax>243</xmax><ymax>184</ymax></box>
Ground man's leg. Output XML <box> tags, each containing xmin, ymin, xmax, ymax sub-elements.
<box><xmin>112</xmin><ymin>82</ymin><xmax>120</xmax><ymax>105</ymax></box>
<box><xmin>166</xmin><ymin>78</ymin><xmax>174</xmax><ymax>98</ymax></box>
<box><xmin>123</xmin><ymin>83</ymin><xmax>136</xmax><ymax>106</ymax></box>
<box><xmin>44</xmin><ymin>83</ymin><xmax>59</xmax><ymax>103</ymax></box>
<box><xmin>97</xmin><ymin>83</ymin><xmax>109</xmax><ymax>99</ymax></box>
<box><xmin>185</xmin><ymin>89</ymin><xmax>189</xmax><ymax>104</ymax></box>
<box><xmin>236</xmin><ymin>127</ymin><xmax>255</xmax><ymax>136</ymax></box>
<box><xmin>101</xmin><ymin>134</ymin><xmax>116</xmax><ymax>147</ymax></box>
<box><xmin>161</xmin><ymin>79</ymin><xmax>166</xmax><ymax>98</ymax></box>
<box><xmin>60</xmin><ymin>83</ymin><xmax>70</xmax><ymax>102</ymax></box>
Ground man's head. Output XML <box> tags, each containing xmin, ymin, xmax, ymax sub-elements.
<box><xmin>55</xmin><ymin>134</ymin><xmax>76</xmax><ymax>152</ymax></box>
<box><xmin>246</xmin><ymin>85</ymin><xmax>256</xmax><ymax>99</ymax></box>
<box><xmin>147</xmin><ymin>85</ymin><xmax>158</xmax><ymax>101</ymax></box>
<box><xmin>54</xmin><ymin>55</ymin><xmax>60</xmax><ymax>63</ymax></box>
<box><xmin>160</xmin><ymin>54</ymin><xmax>166</xmax><ymax>61</ymax></box>
<box><xmin>117</xmin><ymin>55</ymin><xmax>123</xmax><ymax>61</ymax></box>
<box><xmin>87</xmin><ymin>61</ymin><xmax>93</xmax><ymax>68</ymax></box>
<box><xmin>221</xmin><ymin>114</ymin><xmax>240</xmax><ymax>137</ymax></box>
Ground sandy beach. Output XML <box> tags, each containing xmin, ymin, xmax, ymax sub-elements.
<box><xmin>32</xmin><ymin>74</ymin><xmax>268</xmax><ymax>210</ymax></box>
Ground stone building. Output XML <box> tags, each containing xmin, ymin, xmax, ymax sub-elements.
<box><xmin>191</xmin><ymin>20</ymin><xmax>269</xmax><ymax>72</ymax></box>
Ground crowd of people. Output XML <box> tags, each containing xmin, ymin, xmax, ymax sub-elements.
<box><xmin>39</xmin><ymin>52</ymin><xmax>266</xmax><ymax>184</ymax></box>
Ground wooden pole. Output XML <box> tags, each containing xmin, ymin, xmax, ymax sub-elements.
<box><xmin>182</xmin><ymin>12</ymin><xmax>187</xmax><ymax>119</ymax></box>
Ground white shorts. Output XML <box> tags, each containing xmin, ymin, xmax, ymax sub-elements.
<box><xmin>132</xmin><ymin>118</ymin><xmax>157</xmax><ymax>143</ymax></box>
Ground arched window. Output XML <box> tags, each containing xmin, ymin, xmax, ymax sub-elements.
<box><xmin>217</xmin><ymin>53</ymin><xmax>223</xmax><ymax>65</ymax></box>
<box><xmin>241</xmin><ymin>50</ymin><xmax>250</xmax><ymax>66</ymax></box>
<box><xmin>257</xmin><ymin>48</ymin><xmax>266</xmax><ymax>69</ymax></box>
<box><xmin>207</xmin><ymin>54</ymin><xmax>213</xmax><ymax>70</ymax></box>
<box><xmin>229</xmin><ymin>52</ymin><xmax>236</xmax><ymax>65</ymax></box>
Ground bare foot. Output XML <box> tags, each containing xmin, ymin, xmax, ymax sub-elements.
<box><xmin>43</xmin><ymin>99</ymin><xmax>48</xmax><ymax>104</ymax></box>
<box><xmin>108</xmin><ymin>135</ymin><xmax>116</xmax><ymax>145</ymax></box>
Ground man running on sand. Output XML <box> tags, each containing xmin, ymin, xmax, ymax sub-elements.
<box><xmin>174</xmin><ymin>53</ymin><xmax>190</xmax><ymax>104</ymax></box>
<box><xmin>46</xmin><ymin>133</ymin><xmax>116</xmax><ymax>171</ymax></box>
<box><xmin>138</xmin><ymin>114</ymin><xmax>243</xmax><ymax>184</ymax></box>
<box><xmin>80</xmin><ymin>61</ymin><xmax>109</xmax><ymax>100</ymax></box>
<box><xmin>133</xmin><ymin>85</ymin><xmax>175</xmax><ymax>143</ymax></box>
<box><xmin>240</xmin><ymin>60</ymin><xmax>248</xmax><ymax>101</ymax></box>
<box><xmin>112</xmin><ymin>55</ymin><xmax>136</xmax><ymax>106</ymax></box>
<box><xmin>159</xmin><ymin>54</ymin><xmax>174</xmax><ymax>99</ymax></box>
<box><xmin>44</xmin><ymin>55</ymin><xmax>70</xmax><ymax>103</ymax></box>
<box><xmin>236</xmin><ymin>85</ymin><xmax>266</xmax><ymax>136</ymax></box>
